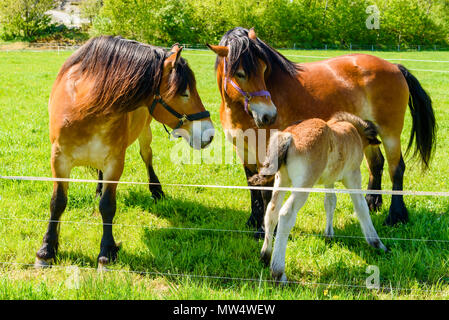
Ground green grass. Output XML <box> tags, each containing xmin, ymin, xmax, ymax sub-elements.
<box><xmin>0</xmin><ymin>49</ymin><xmax>449</xmax><ymax>300</ymax></box>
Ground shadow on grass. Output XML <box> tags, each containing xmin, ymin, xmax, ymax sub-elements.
<box><xmin>53</xmin><ymin>189</ymin><xmax>449</xmax><ymax>292</ymax></box>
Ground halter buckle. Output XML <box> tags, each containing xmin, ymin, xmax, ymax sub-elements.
<box><xmin>245</xmin><ymin>93</ymin><xmax>252</xmax><ymax>101</ymax></box>
<box><xmin>180</xmin><ymin>114</ymin><xmax>188</xmax><ymax>123</ymax></box>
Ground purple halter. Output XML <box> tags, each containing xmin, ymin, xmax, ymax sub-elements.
<box><xmin>223</xmin><ymin>58</ymin><xmax>271</xmax><ymax>115</ymax></box>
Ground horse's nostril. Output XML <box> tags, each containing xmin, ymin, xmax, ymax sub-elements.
<box><xmin>262</xmin><ymin>114</ymin><xmax>270</xmax><ymax>124</ymax></box>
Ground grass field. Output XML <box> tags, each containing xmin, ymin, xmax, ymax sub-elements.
<box><xmin>0</xmin><ymin>48</ymin><xmax>449</xmax><ymax>300</ymax></box>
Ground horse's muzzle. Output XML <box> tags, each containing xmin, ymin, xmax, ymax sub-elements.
<box><xmin>252</xmin><ymin>104</ymin><xmax>277</xmax><ymax>128</ymax></box>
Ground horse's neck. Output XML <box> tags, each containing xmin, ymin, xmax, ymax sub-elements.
<box><xmin>267</xmin><ymin>67</ymin><xmax>303</xmax><ymax>106</ymax></box>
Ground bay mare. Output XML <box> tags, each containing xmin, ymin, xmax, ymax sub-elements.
<box><xmin>35</xmin><ymin>36</ymin><xmax>214</xmax><ymax>268</ymax></box>
<box><xmin>207</xmin><ymin>27</ymin><xmax>436</xmax><ymax>233</ymax></box>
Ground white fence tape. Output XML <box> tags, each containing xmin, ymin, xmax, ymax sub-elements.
<box><xmin>1</xmin><ymin>175</ymin><xmax>448</xmax><ymax>197</ymax></box>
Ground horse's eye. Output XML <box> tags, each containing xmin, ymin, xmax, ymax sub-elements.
<box><xmin>236</xmin><ymin>71</ymin><xmax>246</xmax><ymax>79</ymax></box>
<box><xmin>181</xmin><ymin>91</ymin><xmax>189</xmax><ymax>97</ymax></box>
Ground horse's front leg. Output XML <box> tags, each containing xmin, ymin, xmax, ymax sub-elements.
<box><xmin>244</xmin><ymin>166</ymin><xmax>266</xmax><ymax>232</ymax></box>
<box><xmin>139</xmin><ymin>124</ymin><xmax>164</xmax><ymax>201</ymax></box>
<box><xmin>97</xmin><ymin>160</ymin><xmax>124</xmax><ymax>269</ymax></box>
<box><xmin>35</xmin><ymin>147</ymin><xmax>71</xmax><ymax>267</ymax></box>
<box><xmin>364</xmin><ymin>145</ymin><xmax>384</xmax><ymax>211</ymax></box>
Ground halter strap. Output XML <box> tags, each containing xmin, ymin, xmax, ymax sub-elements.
<box><xmin>223</xmin><ymin>58</ymin><xmax>271</xmax><ymax>115</ymax></box>
<box><xmin>149</xmin><ymin>90</ymin><xmax>210</xmax><ymax>136</ymax></box>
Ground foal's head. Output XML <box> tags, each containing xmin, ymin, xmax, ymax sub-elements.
<box><xmin>154</xmin><ymin>44</ymin><xmax>214</xmax><ymax>149</ymax></box>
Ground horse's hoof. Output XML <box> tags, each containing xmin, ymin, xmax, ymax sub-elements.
<box><xmin>97</xmin><ymin>242</ymin><xmax>121</xmax><ymax>268</ymax></box>
<box><xmin>384</xmin><ymin>207</ymin><xmax>409</xmax><ymax>226</ymax></box>
<box><xmin>97</xmin><ymin>257</ymin><xmax>110</xmax><ymax>271</ymax></box>
<box><xmin>34</xmin><ymin>257</ymin><xmax>52</xmax><ymax>269</ymax></box>
<box><xmin>366</xmin><ymin>194</ymin><xmax>382</xmax><ymax>212</ymax></box>
<box><xmin>151</xmin><ymin>188</ymin><xmax>165</xmax><ymax>201</ymax></box>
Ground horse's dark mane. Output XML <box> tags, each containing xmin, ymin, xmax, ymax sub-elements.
<box><xmin>215</xmin><ymin>27</ymin><xmax>300</xmax><ymax>78</ymax></box>
<box><xmin>58</xmin><ymin>36</ymin><xmax>194</xmax><ymax>118</ymax></box>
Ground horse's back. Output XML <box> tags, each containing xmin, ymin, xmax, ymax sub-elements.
<box><xmin>295</xmin><ymin>54</ymin><xmax>409</xmax><ymax>124</ymax></box>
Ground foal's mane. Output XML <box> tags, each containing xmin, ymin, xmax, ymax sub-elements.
<box><xmin>58</xmin><ymin>36</ymin><xmax>195</xmax><ymax>118</ymax></box>
<box><xmin>215</xmin><ymin>27</ymin><xmax>301</xmax><ymax>78</ymax></box>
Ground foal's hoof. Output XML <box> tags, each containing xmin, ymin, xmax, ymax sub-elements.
<box><xmin>97</xmin><ymin>242</ymin><xmax>121</xmax><ymax>269</ymax></box>
<box><xmin>368</xmin><ymin>238</ymin><xmax>389</xmax><ymax>253</ymax></box>
<box><xmin>366</xmin><ymin>194</ymin><xmax>382</xmax><ymax>212</ymax></box>
<box><xmin>34</xmin><ymin>257</ymin><xmax>53</xmax><ymax>269</ymax></box>
<box><xmin>272</xmin><ymin>272</ymin><xmax>288</xmax><ymax>285</ymax></box>
<box><xmin>260</xmin><ymin>251</ymin><xmax>271</xmax><ymax>267</ymax></box>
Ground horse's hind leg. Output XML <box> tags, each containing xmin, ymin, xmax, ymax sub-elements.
<box><xmin>35</xmin><ymin>148</ymin><xmax>71</xmax><ymax>267</ymax></box>
<box><xmin>138</xmin><ymin>124</ymin><xmax>164</xmax><ymax>200</ymax></box>
<box><xmin>382</xmin><ymin>135</ymin><xmax>408</xmax><ymax>225</ymax></box>
<box><xmin>364</xmin><ymin>145</ymin><xmax>384</xmax><ymax>211</ymax></box>
<box><xmin>97</xmin><ymin>159</ymin><xmax>124</xmax><ymax>268</ymax></box>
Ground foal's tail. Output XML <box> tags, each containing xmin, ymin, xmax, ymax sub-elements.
<box><xmin>397</xmin><ymin>64</ymin><xmax>436</xmax><ymax>169</ymax></box>
<box><xmin>332</xmin><ymin>112</ymin><xmax>381</xmax><ymax>146</ymax></box>
<box><xmin>249</xmin><ymin>132</ymin><xmax>292</xmax><ymax>186</ymax></box>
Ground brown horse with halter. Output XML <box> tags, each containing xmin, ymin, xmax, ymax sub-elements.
<box><xmin>35</xmin><ymin>36</ymin><xmax>214</xmax><ymax>268</ymax></box>
<box><xmin>207</xmin><ymin>27</ymin><xmax>436</xmax><ymax>234</ymax></box>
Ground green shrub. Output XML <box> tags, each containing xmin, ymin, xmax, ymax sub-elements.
<box><xmin>0</xmin><ymin>0</ymin><xmax>55</xmax><ymax>40</ymax></box>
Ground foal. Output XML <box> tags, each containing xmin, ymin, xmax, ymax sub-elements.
<box><xmin>250</xmin><ymin>112</ymin><xmax>387</xmax><ymax>282</ymax></box>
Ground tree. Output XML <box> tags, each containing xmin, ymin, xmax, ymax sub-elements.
<box><xmin>80</xmin><ymin>0</ymin><xmax>103</xmax><ymax>25</ymax></box>
<box><xmin>0</xmin><ymin>0</ymin><xmax>55</xmax><ymax>39</ymax></box>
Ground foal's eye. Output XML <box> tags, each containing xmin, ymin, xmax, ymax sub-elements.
<box><xmin>236</xmin><ymin>71</ymin><xmax>246</xmax><ymax>79</ymax></box>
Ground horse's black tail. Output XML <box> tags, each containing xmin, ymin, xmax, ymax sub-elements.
<box><xmin>397</xmin><ymin>64</ymin><xmax>436</xmax><ymax>169</ymax></box>
<box><xmin>248</xmin><ymin>132</ymin><xmax>292</xmax><ymax>186</ymax></box>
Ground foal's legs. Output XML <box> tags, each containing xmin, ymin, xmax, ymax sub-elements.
<box><xmin>270</xmin><ymin>191</ymin><xmax>309</xmax><ymax>282</ymax></box>
<box><xmin>343</xmin><ymin>170</ymin><xmax>387</xmax><ymax>252</ymax></box>
<box><xmin>324</xmin><ymin>184</ymin><xmax>337</xmax><ymax>239</ymax></box>
<box><xmin>35</xmin><ymin>148</ymin><xmax>71</xmax><ymax>267</ymax></box>
<box><xmin>364</xmin><ymin>145</ymin><xmax>385</xmax><ymax>211</ymax></box>
<box><xmin>381</xmin><ymin>135</ymin><xmax>408</xmax><ymax>225</ymax></box>
<box><xmin>138</xmin><ymin>124</ymin><xmax>164</xmax><ymax>200</ymax></box>
<box><xmin>260</xmin><ymin>168</ymin><xmax>289</xmax><ymax>266</ymax></box>
<box><xmin>97</xmin><ymin>159</ymin><xmax>124</xmax><ymax>268</ymax></box>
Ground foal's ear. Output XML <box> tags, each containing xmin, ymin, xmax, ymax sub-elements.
<box><xmin>248</xmin><ymin>28</ymin><xmax>257</xmax><ymax>40</ymax></box>
<box><xmin>206</xmin><ymin>44</ymin><xmax>229</xmax><ymax>57</ymax></box>
<box><xmin>165</xmin><ymin>43</ymin><xmax>183</xmax><ymax>69</ymax></box>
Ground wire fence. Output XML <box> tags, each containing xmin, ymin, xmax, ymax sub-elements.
<box><xmin>0</xmin><ymin>42</ymin><xmax>449</xmax><ymax>296</ymax></box>
<box><xmin>1</xmin><ymin>261</ymin><xmax>447</xmax><ymax>296</ymax></box>
<box><xmin>1</xmin><ymin>174</ymin><xmax>449</xmax><ymax>295</ymax></box>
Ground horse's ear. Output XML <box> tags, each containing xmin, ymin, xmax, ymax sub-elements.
<box><xmin>206</xmin><ymin>44</ymin><xmax>229</xmax><ymax>57</ymax></box>
<box><xmin>165</xmin><ymin>44</ymin><xmax>183</xmax><ymax>68</ymax></box>
<box><xmin>248</xmin><ymin>28</ymin><xmax>257</xmax><ymax>40</ymax></box>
